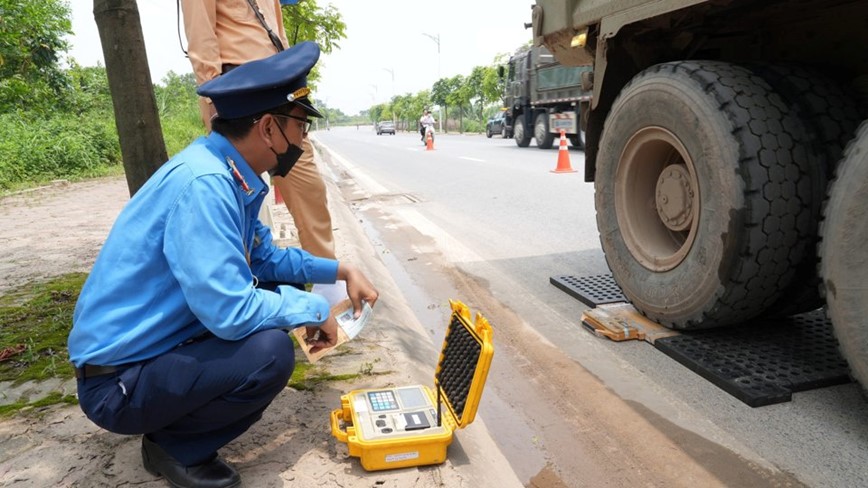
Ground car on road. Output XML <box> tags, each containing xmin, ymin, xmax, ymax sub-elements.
<box><xmin>486</xmin><ymin>111</ymin><xmax>508</xmax><ymax>138</ymax></box>
<box><xmin>376</xmin><ymin>121</ymin><xmax>396</xmax><ymax>135</ymax></box>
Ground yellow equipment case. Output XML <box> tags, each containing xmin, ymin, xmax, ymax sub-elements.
<box><xmin>330</xmin><ymin>300</ymin><xmax>494</xmax><ymax>471</ymax></box>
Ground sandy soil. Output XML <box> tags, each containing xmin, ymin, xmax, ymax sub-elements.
<box><xmin>0</xmin><ymin>171</ymin><xmax>523</xmax><ymax>487</ymax></box>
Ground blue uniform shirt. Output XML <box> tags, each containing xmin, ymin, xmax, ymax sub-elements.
<box><xmin>68</xmin><ymin>132</ymin><xmax>337</xmax><ymax>367</ymax></box>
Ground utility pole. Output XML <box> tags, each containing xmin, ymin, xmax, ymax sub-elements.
<box><xmin>422</xmin><ymin>32</ymin><xmax>443</xmax><ymax>133</ymax></box>
<box><xmin>93</xmin><ymin>0</ymin><xmax>167</xmax><ymax>197</ymax></box>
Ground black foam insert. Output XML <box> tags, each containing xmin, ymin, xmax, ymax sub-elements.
<box><xmin>435</xmin><ymin>315</ymin><xmax>482</xmax><ymax>421</ymax></box>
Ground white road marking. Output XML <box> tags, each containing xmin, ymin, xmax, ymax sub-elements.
<box><xmin>458</xmin><ymin>156</ymin><xmax>485</xmax><ymax>162</ymax></box>
<box><xmin>315</xmin><ymin>142</ymin><xmax>389</xmax><ymax>194</ymax></box>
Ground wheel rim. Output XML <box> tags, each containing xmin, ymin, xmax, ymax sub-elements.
<box><xmin>515</xmin><ymin>121</ymin><xmax>525</xmax><ymax>141</ymax></box>
<box><xmin>535</xmin><ymin>117</ymin><xmax>547</xmax><ymax>141</ymax></box>
<box><xmin>615</xmin><ymin>127</ymin><xmax>699</xmax><ymax>272</ymax></box>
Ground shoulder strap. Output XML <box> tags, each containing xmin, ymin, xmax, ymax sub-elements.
<box><xmin>245</xmin><ymin>0</ymin><xmax>286</xmax><ymax>52</ymax></box>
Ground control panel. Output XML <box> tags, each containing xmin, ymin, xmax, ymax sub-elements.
<box><xmin>351</xmin><ymin>386</ymin><xmax>448</xmax><ymax>440</ymax></box>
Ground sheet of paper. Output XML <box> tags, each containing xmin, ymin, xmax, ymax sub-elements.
<box><xmin>292</xmin><ymin>298</ymin><xmax>373</xmax><ymax>363</ymax></box>
<box><xmin>310</xmin><ymin>280</ymin><xmax>348</xmax><ymax>306</ymax></box>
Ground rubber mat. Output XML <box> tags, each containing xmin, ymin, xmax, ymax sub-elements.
<box><xmin>549</xmin><ymin>274</ymin><xmax>626</xmax><ymax>307</ymax></box>
<box><xmin>654</xmin><ymin>310</ymin><xmax>851</xmax><ymax>407</ymax></box>
<box><xmin>551</xmin><ymin>273</ymin><xmax>853</xmax><ymax>407</ymax></box>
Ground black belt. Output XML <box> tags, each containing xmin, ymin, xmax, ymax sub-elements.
<box><xmin>74</xmin><ymin>364</ymin><xmax>120</xmax><ymax>380</ymax></box>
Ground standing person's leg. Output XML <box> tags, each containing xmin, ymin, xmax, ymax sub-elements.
<box><xmin>272</xmin><ymin>136</ymin><xmax>336</xmax><ymax>259</ymax></box>
<box><xmin>76</xmin><ymin>329</ymin><xmax>295</xmax><ymax>465</ymax></box>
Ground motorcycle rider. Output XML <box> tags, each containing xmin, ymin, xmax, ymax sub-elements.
<box><xmin>419</xmin><ymin>109</ymin><xmax>436</xmax><ymax>142</ymax></box>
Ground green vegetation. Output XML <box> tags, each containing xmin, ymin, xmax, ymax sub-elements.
<box><xmin>289</xmin><ymin>361</ymin><xmax>360</xmax><ymax>391</ymax></box>
<box><xmin>0</xmin><ymin>273</ymin><xmax>85</xmax><ymax>385</ymax></box>
<box><xmin>0</xmin><ymin>392</ymin><xmax>78</xmax><ymax>419</ymax></box>
<box><xmin>363</xmin><ymin>53</ymin><xmax>517</xmax><ymax>133</ymax></box>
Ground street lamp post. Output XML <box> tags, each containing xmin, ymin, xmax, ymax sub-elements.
<box><xmin>382</xmin><ymin>67</ymin><xmax>396</xmax><ymax>123</ymax></box>
<box><xmin>382</xmin><ymin>67</ymin><xmax>395</xmax><ymax>97</ymax></box>
<box><xmin>422</xmin><ymin>32</ymin><xmax>443</xmax><ymax>133</ymax></box>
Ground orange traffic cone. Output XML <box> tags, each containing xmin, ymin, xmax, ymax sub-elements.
<box><xmin>426</xmin><ymin>130</ymin><xmax>434</xmax><ymax>151</ymax></box>
<box><xmin>551</xmin><ymin>129</ymin><xmax>577</xmax><ymax>173</ymax></box>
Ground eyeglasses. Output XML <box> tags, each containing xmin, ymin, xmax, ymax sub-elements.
<box><xmin>270</xmin><ymin>113</ymin><xmax>312</xmax><ymax>134</ymax></box>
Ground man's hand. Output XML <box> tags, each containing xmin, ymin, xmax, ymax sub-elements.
<box><xmin>336</xmin><ymin>263</ymin><xmax>379</xmax><ymax>318</ymax></box>
<box><xmin>305</xmin><ymin>315</ymin><xmax>339</xmax><ymax>354</ymax></box>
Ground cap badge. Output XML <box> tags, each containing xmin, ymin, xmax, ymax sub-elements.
<box><xmin>286</xmin><ymin>87</ymin><xmax>311</xmax><ymax>102</ymax></box>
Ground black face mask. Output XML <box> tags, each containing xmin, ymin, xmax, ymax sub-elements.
<box><xmin>268</xmin><ymin>125</ymin><xmax>304</xmax><ymax>178</ymax></box>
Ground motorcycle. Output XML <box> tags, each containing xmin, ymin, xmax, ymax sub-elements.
<box><xmin>420</xmin><ymin>124</ymin><xmax>435</xmax><ymax>146</ymax></box>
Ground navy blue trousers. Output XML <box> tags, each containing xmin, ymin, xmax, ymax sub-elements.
<box><xmin>76</xmin><ymin>329</ymin><xmax>295</xmax><ymax>466</ymax></box>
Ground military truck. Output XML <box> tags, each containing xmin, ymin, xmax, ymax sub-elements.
<box><xmin>499</xmin><ymin>45</ymin><xmax>592</xmax><ymax>149</ymax></box>
<box><xmin>530</xmin><ymin>0</ymin><xmax>868</xmax><ymax>390</ymax></box>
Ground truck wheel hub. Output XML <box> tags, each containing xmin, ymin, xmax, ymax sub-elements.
<box><xmin>615</xmin><ymin>127</ymin><xmax>699</xmax><ymax>272</ymax></box>
<box><xmin>656</xmin><ymin>165</ymin><xmax>693</xmax><ymax>231</ymax></box>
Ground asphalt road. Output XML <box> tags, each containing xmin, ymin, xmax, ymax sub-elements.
<box><xmin>311</xmin><ymin>125</ymin><xmax>868</xmax><ymax>488</ymax></box>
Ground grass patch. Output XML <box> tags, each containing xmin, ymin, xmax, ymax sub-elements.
<box><xmin>0</xmin><ymin>273</ymin><xmax>86</xmax><ymax>384</ymax></box>
<box><xmin>0</xmin><ymin>392</ymin><xmax>78</xmax><ymax>419</ymax></box>
<box><xmin>289</xmin><ymin>363</ymin><xmax>361</xmax><ymax>391</ymax></box>
<box><xmin>288</xmin><ymin>356</ymin><xmax>388</xmax><ymax>391</ymax></box>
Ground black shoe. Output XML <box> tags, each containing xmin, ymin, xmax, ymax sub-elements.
<box><xmin>142</xmin><ymin>436</ymin><xmax>241</xmax><ymax>488</ymax></box>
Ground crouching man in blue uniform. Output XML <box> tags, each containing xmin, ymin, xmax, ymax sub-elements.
<box><xmin>67</xmin><ymin>41</ymin><xmax>378</xmax><ymax>488</ymax></box>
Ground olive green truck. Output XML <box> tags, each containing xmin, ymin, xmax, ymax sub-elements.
<box><xmin>530</xmin><ymin>0</ymin><xmax>868</xmax><ymax>391</ymax></box>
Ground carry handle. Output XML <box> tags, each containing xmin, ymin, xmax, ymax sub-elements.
<box><xmin>330</xmin><ymin>408</ymin><xmax>348</xmax><ymax>443</ymax></box>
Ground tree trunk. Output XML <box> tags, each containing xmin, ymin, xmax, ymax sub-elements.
<box><xmin>93</xmin><ymin>0</ymin><xmax>167</xmax><ymax>197</ymax></box>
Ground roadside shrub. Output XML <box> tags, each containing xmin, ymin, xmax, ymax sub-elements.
<box><xmin>155</xmin><ymin>71</ymin><xmax>206</xmax><ymax>156</ymax></box>
<box><xmin>461</xmin><ymin>119</ymin><xmax>484</xmax><ymax>133</ymax></box>
<box><xmin>161</xmin><ymin>114</ymin><xmax>205</xmax><ymax>157</ymax></box>
<box><xmin>0</xmin><ymin>112</ymin><xmax>120</xmax><ymax>191</ymax></box>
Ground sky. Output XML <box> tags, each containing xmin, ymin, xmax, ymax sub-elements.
<box><xmin>66</xmin><ymin>1</ymin><xmax>535</xmax><ymax>116</ymax></box>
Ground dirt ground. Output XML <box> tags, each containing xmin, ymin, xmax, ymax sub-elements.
<box><xmin>0</xmin><ymin>164</ymin><xmax>523</xmax><ymax>487</ymax></box>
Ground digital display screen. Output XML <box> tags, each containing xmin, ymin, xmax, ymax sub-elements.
<box><xmin>396</xmin><ymin>387</ymin><xmax>428</xmax><ymax>409</ymax></box>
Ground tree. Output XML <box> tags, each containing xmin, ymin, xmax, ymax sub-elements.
<box><xmin>281</xmin><ymin>0</ymin><xmax>346</xmax><ymax>88</ymax></box>
<box><xmin>444</xmin><ymin>75</ymin><xmax>469</xmax><ymax>132</ymax></box>
<box><xmin>466</xmin><ymin>66</ymin><xmax>488</xmax><ymax>120</ymax></box>
<box><xmin>0</xmin><ymin>0</ymin><xmax>72</xmax><ymax>113</ymax></box>
<box><xmin>93</xmin><ymin>0</ymin><xmax>167</xmax><ymax>196</ymax></box>
<box><xmin>480</xmin><ymin>65</ymin><xmax>502</xmax><ymax>109</ymax></box>
<box><xmin>430</xmin><ymin>79</ymin><xmax>451</xmax><ymax>133</ymax></box>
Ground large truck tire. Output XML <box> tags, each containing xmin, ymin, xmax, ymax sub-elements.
<box><xmin>595</xmin><ymin>61</ymin><xmax>820</xmax><ymax>329</ymax></box>
<box><xmin>570</xmin><ymin>105</ymin><xmax>586</xmax><ymax>149</ymax></box>
<box><xmin>820</xmin><ymin>120</ymin><xmax>868</xmax><ymax>392</ymax></box>
<box><xmin>534</xmin><ymin>113</ymin><xmax>555</xmax><ymax>149</ymax></box>
<box><xmin>569</xmin><ymin>131</ymin><xmax>584</xmax><ymax>150</ymax></box>
<box><xmin>747</xmin><ymin>64</ymin><xmax>863</xmax><ymax>317</ymax></box>
<box><xmin>514</xmin><ymin>117</ymin><xmax>532</xmax><ymax>147</ymax></box>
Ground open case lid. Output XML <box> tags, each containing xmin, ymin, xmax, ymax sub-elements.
<box><xmin>433</xmin><ymin>300</ymin><xmax>494</xmax><ymax>429</ymax></box>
